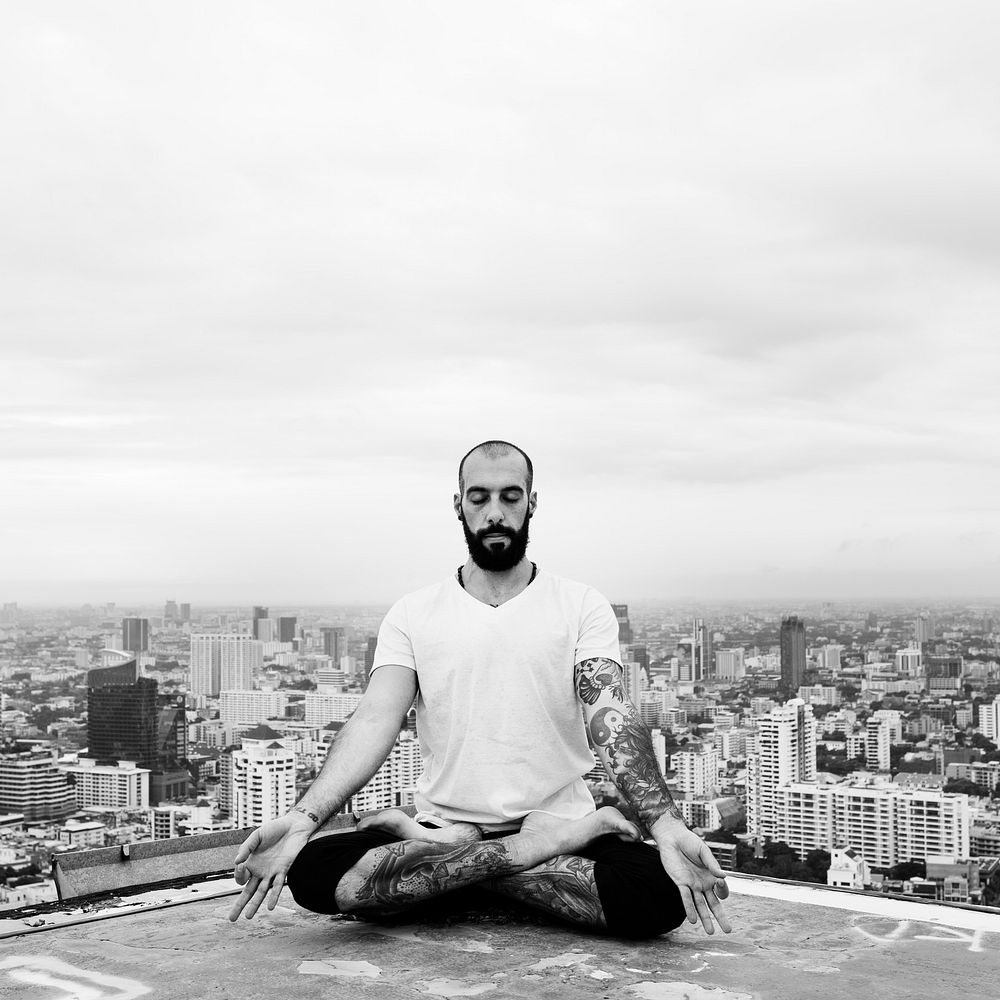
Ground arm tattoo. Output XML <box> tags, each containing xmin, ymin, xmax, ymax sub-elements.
<box><xmin>576</xmin><ymin>657</ymin><xmax>684</xmax><ymax>832</ymax></box>
<box><xmin>489</xmin><ymin>855</ymin><xmax>605</xmax><ymax>929</ymax></box>
<box><xmin>355</xmin><ymin>839</ymin><xmax>513</xmax><ymax>910</ymax></box>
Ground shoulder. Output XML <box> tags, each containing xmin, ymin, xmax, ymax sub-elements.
<box><xmin>537</xmin><ymin>570</ymin><xmax>613</xmax><ymax>613</ymax></box>
<box><xmin>384</xmin><ymin>575</ymin><xmax>457</xmax><ymax>619</ymax></box>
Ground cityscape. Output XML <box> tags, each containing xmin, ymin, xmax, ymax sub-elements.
<box><xmin>2</xmin><ymin>596</ymin><xmax>999</xmax><ymax>913</ymax></box>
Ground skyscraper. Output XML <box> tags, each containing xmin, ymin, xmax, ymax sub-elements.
<box><xmin>0</xmin><ymin>745</ymin><xmax>74</xmax><ymax>820</ymax></box>
<box><xmin>179</xmin><ymin>603</ymin><xmax>191</xmax><ymax>623</ymax></box>
<box><xmin>779</xmin><ymin>616</ymin><xmax>807</xmax><ymax>690</ymax></box>
<box><xmin>191</xmin><ymin>634</ymin><xmax>262</xmax><ymax>696</ymax></box>
<box><xmin>278</xmin><ymin>616</ymin><xmax>297</xmax><ymax>644</ymax></box>
<box><xmin>321</xmin><ymin>627</ymin><xmax>344</xmax><ymax>661</ymax></box>
<box><xmin>121</xmin><ymin>617</ymin><xmax>150</xmax><ymax>654</ymax></box>
<box><xmin>164</xmin><ymin>600</ymin><xmax>178</xmax><ymax>622</ymax></box>
<box><xmin>612</xmin><ymin>604</ymin><xmax>632</xmax><ymax>645</ymax></box>
<box><xmin>746</xmin><ymin>699</ymin><xmax>817</xmax><ymax>846</ymax></box>
<box><xmin>87</xmin><ymin>675</ymin><xmax>159</xmax><ymax>769</ymax></box>
<box><xmin>694</xmin><ymin>618</ymin><xmax>712</xmax><ymax>680</ymax></box>
<box><xmin>230</xmin><ymin>728</ymin><xmax>296</xmax><ymax>828</ymax></box>
<box><xmin>252</xmin><ymin>606</ymin><xmax>269</xmax><ymax>640</ymax></box>
<box><xmin>365</xmin><ymin>636</ymin><xmax>378</xmax><ymax>677</ymax></box>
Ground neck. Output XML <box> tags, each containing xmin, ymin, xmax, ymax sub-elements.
<box><xmin>462</xmin><ymin>557</ymin><xmax>530</xmax><ymax>587</ymax></box>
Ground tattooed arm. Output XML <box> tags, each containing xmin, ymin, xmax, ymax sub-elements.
<box><xmin>575</xmin><ymin>657</ymin><xmax>731</xmax><ymax>935</ymax></box>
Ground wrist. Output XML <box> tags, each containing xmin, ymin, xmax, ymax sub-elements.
<box><xmin>288</xmin><ymin>805</ymin><xmax>322</xmax><ymax>829</ymax></box>
<box><xmin>650</xmin><ymin>812</ymin><xmax>688</xmax><ymax>839</ymax></box>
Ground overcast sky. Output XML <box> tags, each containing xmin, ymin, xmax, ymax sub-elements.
<box><xmin>3</xmin><ymin>2</ymin><xmax>999</xmax><ymax>606</ymax></box>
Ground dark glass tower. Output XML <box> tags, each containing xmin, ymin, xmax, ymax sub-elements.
<box><xmin>780</xmin><ymin>616</ymin><xmax>807</xmax><ymax>690</ymax></box>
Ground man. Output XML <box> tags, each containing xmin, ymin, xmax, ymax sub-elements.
<box><xmin>229</xmin><ymin>441</ymin><xmax>730</xmax><ymax>938</ymax></box>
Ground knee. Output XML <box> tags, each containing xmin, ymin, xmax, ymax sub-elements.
<box><xmin>593</xmin><ymin>849</ymin><xmax>687</xmax><ymax>939</ymax></box>
<box><xmin>285</xmin><ymin>839</ymin><xmax>343</xmax><ymax>915</ymax></box>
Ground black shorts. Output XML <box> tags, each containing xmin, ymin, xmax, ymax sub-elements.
<box><xmin>286</xmin><ymin>826</ymin><xmax>686</xmax><ymax>939</ymax></box>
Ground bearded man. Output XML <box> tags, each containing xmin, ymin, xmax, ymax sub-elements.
<box><xmin>229</xmin><ymin>440</ymin><xmax>730</xmax><ymax>939</ymax></box>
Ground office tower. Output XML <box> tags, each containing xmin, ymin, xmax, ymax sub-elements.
<box><xmin>278</xmin><ymin>616</ymin><xmax>297</xmax><ymax>644</ymax></box>
<box><xmin>180</xmin><ymin>603</ymin><xmax>191</xmax><ymax>623</ymax></box>
<box><xmin>59</xmin><ymin>758</ymin><xmax>150</xmax><ymax>809</ymax></box>
<box><xmin>865</xmin><ymin>611</ymin><xmax>878</xmax><ymax>630</ymax></box>
<box><xmin>121</xmin><ymin>617</ymin><xmax>150</xmax><ymax>654</ymax></box>
<box><xmin>925</xmin><ymin>655</ymin><xmax>963</xmax><ymax>694</ymax></box>
<box><xmin>88</xmin><ymin>659</ymin><xmax>138</xmax><ymax>688</ymax></box>
<box><xmin>865</xmin><ymin>717</ymin><xmax>893</xmax><ymax>772</ymax></box>
<box><xmin>0</xmin><ymin>603</ymin><xmax>18</xmax><ymax>626</ymax></box>
<box><xmin>231</xmin><ymin>731</ymin><xmax>296</xmax><ymax>828</ymax></box>
<box><xmin>622</xmin><ymin>661</ymin><xmax>644</xmax><ymax>703</ymax></box>
<box><xmin>715</xmin><ymin>649</ymin><xmax>745</xmax><ymax>682</ymax></box>
<box><xmin>252</xmin><ymin>606</ymin><xmax>269</xmax><ymax>640</ymax></box>
<box><xmin>164</xmin><ymin>600</ymin><xmax>179</xmax><ymax>622</ymax></box>
<box><xmin>365</xmin><ymin>636</ymin><xmax>378</xmax><ymax>676</ymax></box>
<box><xmin>779</xmin><ymin>616</ymin><xmax>807</xmax><ymax>690</ymax></box>
<box><xmin>914</xmin><ymin>613</ymin><xmax>934</xmax><ymax>644</ymax></box>
<box><xmin>818</xmin><ymin>644</ymin><xmax>843</xmax><ymax>672</ymax></box>
<box><xmin>612</xmin><ymin>604</ymin><xmax>632</xmax><ymax>645</ymax></box>
<box><xmin>671</xmin><ymin>745</ymin><xmax>719</xmax><ymax>797</ymax></box>
<box><xmin>349</xmin><ymin>733</ymin><xmax>423</xmax><ymax>814</ymax></box>
<box><xmin>255</xmin><ymin>618</ymin><xmax>276</xmax><ymax>643</ymax></box>
<box><xmin>88</xmin><ymin>675</ymin><xmax>159</xmax><ymax>769</ymax></box>
<box><xmin>220</xmin><ymin>690</ymin><xmax>289</xmax><ymax>726</ymax></box>
<box><xmin>321</xmin><ymin>627</ymin><xmax>344</xmax><ymax>661</ymax></box>
<box><xmin>980</xmin><ymin>696</ymin><xmax>1000</xmax><ymax>743</ymax></box>
<box><xmin>894</xmin><ymin>647</ymin><xmax>922</xmax><ymax>678</ymax></box>
<box><xmin>156</xmin><ymin>693</ymin><xmax>187</xmax><ymax>766</ymax></box>
<box><xmin>746</xmin><ymin>700</ymin><xmax>817</xmax><ymax>846</ymax></box>
<box><xmin>190</xmin><ymin>634</ymin><xmax>261</xmax><ymax>697</ymax></box>
<box><xmin>0</xmin><ymin>746</ymin><xmax>74</xmax><ymax>820</ymax></box>
<box><xmin>694</xmin><ymin>618</ymin><xmax>713</xmax><ymax>680</ymax></box>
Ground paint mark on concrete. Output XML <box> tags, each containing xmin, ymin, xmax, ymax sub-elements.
<box><xmin>297</xmin><ymin>959</ymin><xmax>381</xmax><ymax>978</ymax></box>
<box><xmin>588</xmin><ymin>968</ymin><xmax>614</xmax><ymax>981</ymax></box>
<box><xmin>454</xmin><ymin>938</ymin><xmax>494</xmax><ymax>953</ymax></box>
<box><xmin>629</xmin><ymin>983</ymin><xmax>752</xmax><ymax>1000</ymax></box>
<box><xmin>364</xmin><ymin>925</ymin><xmax>422</xmax><ymax>943</ymax></box>
<box><xmin>527</xmin><ymin>951</ymin><xmax>595</xmax><ymax>970</ymax></box>
<box><xmin>418</xmin><ymin>979</ymin><xmax>497</xmax><ymax>997</ymax></box>
<box><xmin>803</xmin><ymin>966</ymin><xmax>840</xmax><ymax>974</ymax></box>
<box><xmin>521</xmin><ymin>974</ymin><xmax>543</xmax><ymax>982</ymax></box>
<box><xmin>0</xmin><ymin>956</ymin><xmax>151</xmax><ymax>999</ymax></box>
<box><xmin>855</xmin><ymin>920</ymin><xmax>994</xmax><ymax>954</ymax></box>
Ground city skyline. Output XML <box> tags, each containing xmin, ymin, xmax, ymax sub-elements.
<box><xmin>3</xmin><ymin>4</ymin><xmax>1000</xmax><ymax>604</ymax></box>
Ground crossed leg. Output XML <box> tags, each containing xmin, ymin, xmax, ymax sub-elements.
<box><xmin>286</xmin><ymin>807</ymin><xmax>685</xmax><ymax>937</ymax></box>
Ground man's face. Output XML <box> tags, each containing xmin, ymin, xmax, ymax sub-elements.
<box><xmin>455</xmin><ymin>451</ymin><xmax>536</xmax><ymax>572</ymax></box>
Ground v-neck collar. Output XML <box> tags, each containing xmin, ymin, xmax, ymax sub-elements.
<box><xmin>455</xmin><ymin>562</ymin><xmax>538</xmax><ymax>609</ymax></box>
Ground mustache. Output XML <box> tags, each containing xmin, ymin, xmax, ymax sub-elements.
<box><xmin>475</xmin><ymin>526</ymin><xmax>516</xmax><ymax>540</ymax></box>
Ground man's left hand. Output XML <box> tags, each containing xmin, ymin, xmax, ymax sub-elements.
<box><xmin>651</xmin><ymin>815</ymin><xmax>731</xmax><ymax>935</ymax></box>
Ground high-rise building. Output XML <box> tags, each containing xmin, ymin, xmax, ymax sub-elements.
<box><xmin>865</xmin><ymin>717</ymin><xmax>893</xmax><ymax>772</ymax></box>
<box><xmin>230</xmin><ymin>728</ymin><xmax>296</xmax><ymax>828</ymax></box>
<box><xmin>59</xmin><ymin>758</ymin><xmax>150</xmax><ymax>809</ymax></box>
<box><xmin>164</xmin><ymin>600</ymin><xmax>179</xmax><ymax>622</ymax></box>
<box><xmin>980</xmin><ymin>696</ymin><xmax>1000</xmax><ymax>743</ymax></box>
<box><xmin>365</xmin><ymin>636</ymin><xmax>378</xmax><ymax>677</ymax></box>
<box><xmin>278</xmin><ymin>616</ymin><xmax>297</xmax><ymax>644</ymax></box>
<box><xmin>715</xmin><ymin>649</ymin><xmax>745</xmax><ymax>682</ymax></box>
<box><xmin>321</xmin><ymin>627</ymin><xmax>344</xmax><ymax>661</ymax></box>
<box><xmin>156</xmin><ymin>693</ymin><xmax>188</xmax><ymax>766</ymax></box>
<box><xmin>179</xmin><ymin>603</ymin><xmax>191</xmax><ymax>623</ymax></box>
<box><xmin>347</xmin><ymin>732</ymin><xmax>422</xmax><ymax>814</ymax></box>
<box><xmin>895</xmin><ymin>647</ymin><xmax>922</xmax><ymax>678</ymax></box>
<box><xmin>0</xmin><ymin>746</ymin><xmax>74</xmax><ymax>820</ymax></box>
<box><xmin>621</xmin><ymin>661</ymin><xmax>644</xmax><ymax>703</ymax></box>
<box><xmin>612</xmin><ymin>604</ymin><xmax>632</xmax><ymax>645</ymax></box>
<box><xmin>121</xmin><ymin>617</ymin><xmax>150</xmax><ymax>654</ymax></box>
<box><xmin>220</xmin><ymin>690</ymin><xmax>289</xmax><ymax>726</ymax></box>
<box><xmin>88</xmin><ymin>659</ymin><xmax>138</xmax><ymax>688</ymax></box>
<box><xmin>304</xmin><ymin>692</ymin><xmax>364</xmax><ymax>726</ymax></box>
<box><xmin>252</xmin><ymin>606</ymin><xmax>269</xmax><ymax>640</ymax></box>
<box><xmin>746</xmin><ymin>700</ymin><xmax>817</xmax><ymax>846</ymax></box>
<box><xmin>779</xmin><ymin>617</ymin><xmax>807</xmax><ymax>690</ymax></box>
<box><xmin>87</xmin><ymin>676</ymin><xmax>159</xmax><ymax>769</ymax></box>
<box><xmin>190</xmin><ymin>634</ymin><xmax>262</xmax><ymax>697</ymax></box>
<box><xmin>671</xmin><ymin>744</ymin><xmax>719</xmax><ymax>797</ymax></box>
<box><xmin>694</xmin><ymin>619</ymin><xmax>713</xmax><ymax>680</ymax></box>
<box><xmin>914</xmin><ymin>613</ymin><xmax>934</xmax><ymax>645</ymax></box>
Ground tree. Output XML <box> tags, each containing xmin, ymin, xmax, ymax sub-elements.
<box><xmin>806</xmin><ymin>849</ymin><xmax>831</xmax><ymax>882</ymax></box>
<box><xmin>890</xmin><ymin>860</ymin><xmax>926</xmax><ymax>881</ymax></box>
<box><xmin>971</xmin><ymin>734</ymin><xmax>998</xmax><ymax>752</ymax></box>
<box><xmin>944</xmin><ymin>778</ymin><xmax>985</xmax><ymax>796</ymax></box>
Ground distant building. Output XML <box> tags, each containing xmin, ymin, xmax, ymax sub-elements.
<box><xmin>179</xmin><ymin>603</ymin><xmax>191</xmax><ymax>623</ymax></box>
<box><xmin>252</xmin><ymin>606</ymin><xmax>269</xmax><ymax>640</ymax></box>
<box><xmin>694</xmin><ymin>618</ymin><xmax>712</xmax><ymax>680</ymax></box>
<box><xmin>715</xmin><ymin>648</ymin><xmax>745</xmax><ymax>682</ymax></box>
<box><xmin>230</xmin><ymin>727</ymin><xmax>296</xmax><ymax>828</ymax></box>
<box><xmin>347</xmin><ymin>732</ymin><xmax>422</xmax><ymax>814</ymax></box>
<box><xmin>220</xmin><ymin>690</ymin><xmax>289</xmax><ymax>726</ymax></box>
<box><xmin>979</xmin><ymin>696</ymin><xmax>1000</xmax><ymax>743</ymax></box>
<box><xmin>190</xmin><ymin>634</ymin><xmax>262</xmax><ymax>697</ymax></box>
<box><xmin>278</xmin><ymin>617</ymin><xmax>297</xmax><ymax>644</ymax></box>
<box><xmin>121</xmin><ymin>617</ymin><xmax>149</xmax><ymax>654</ymax></box>
<box><xmin>59</xmin><ymin>758</ymin><xmax>150</xmax><ymax>810</ymax></box>
<box><xmin>304</xmin><ymin>692</ymin><xmax>364</xmax><ymax>726</ymax></box>
<box><xmin>612</xmin><ymin>604</ymin><xmax>632</xmax><ymax>645</ymax></box>
<box><xmin>87</xmin><ymin>675</ymin><xmax>159</xmax><ymax>770</ymax></box>
<box><xmin>671</xmin><ymin>745</ymin><xmax>719</xmax><ymax>797</ymax></box>
<box><xmin>827</xmin><ymin>846</ymin><xmax>871</xmax><ymax>889</ymax></box>
<box><xmin>321</xmin><ymin>627</ymin><xmax>344</xmax><ymax>661</ymax></box>
<box><xmin>780</xmin><ymin>617</ymin><xmax>807</xmax><ymax>690</ymax></box>
<box><xmin>164</xmin><ymin>600</ymin><xmax>179</xmax><ymax>622</ymax></box>
<box><xmin>0</xmin><ymin>746</ymin><xmax>73</xmax><ymax>821</ymax></box>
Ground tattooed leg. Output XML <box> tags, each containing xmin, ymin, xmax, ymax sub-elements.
<box><xmin>485</xmin><ymin>855</ymin><xmax>606</xmax><ymax>929</ymax></box>
<box><xmin>335</xmin><ymin>807</ymin><xmax>639</xmax><ymax>916</ymax></box>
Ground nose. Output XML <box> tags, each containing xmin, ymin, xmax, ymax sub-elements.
<box><xmin>485</xmin><ymin>500</ymin><xmax>505</xmax><ymax>527</ymax></box>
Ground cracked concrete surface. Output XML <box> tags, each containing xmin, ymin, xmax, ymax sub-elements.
<box><xmin>2</xmin><ymin>885</ymin><xmax>1000</xmax><ymax>1000</ymax></box>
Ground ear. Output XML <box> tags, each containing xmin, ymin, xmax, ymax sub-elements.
<box><xmin>453</xmin><ymin>492</ymin><xmax>463</xmax><ymax>520</ymax></box>
<box><xmin>528</xmin><ymin>491</ymin><xmax>537</xmax><ymax>517</ymax></box>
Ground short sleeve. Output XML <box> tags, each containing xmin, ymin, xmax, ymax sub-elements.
<box><xmin>574</xmin><ymin>589</ymin><xmax>622</xmax><ymax>665</ymax></box>
<box><xmin>371</xmin><ymin>598</ymin><xmax>417</xmax><ymax>674</ymax></box>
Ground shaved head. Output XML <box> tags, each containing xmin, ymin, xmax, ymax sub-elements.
<box><xmin>458</xmin><ymin>440</ymin><xmax>533</xmax><ymax>494</ymax></box>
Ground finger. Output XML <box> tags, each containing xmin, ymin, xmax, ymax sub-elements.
<box><xmin>233</xmin><ymin>829</ymin><xmax>262</xmax><ymax>865</ymax></box>
<box><xmin>233</xmin><ymin>862</ymin><xmax>250</xmax><ymax>887</ymax></box>
<box><xmin>712</xmin><ymin>876</ymin><xmax>730</xmax><ymax>901</ymax></box>
<box><xmin>265</xmin><ymin>874</ymin><xmax>287</xmax><ymax>911</ymax></box>
<box><xmin>228</xmin><ymin>880</ymin><xmax>260</xmax><ymax>922</ymax></box>
<box><xmin>705</xmin><ymin>889</ymin><xmax>732</xmax><ymax>934</ymax></box>
<box><xmin>698</xmin><ymin>842</ymin><xmax>727</xmax><ymax>880</ymax></box>
<box><xmin>677</xmin><ymin>884</ymin><xmax>699</xmax><ymax>927</ymax></box>
<box><xmin>692</xmin><ymin>890</ymin><xmax>716</xmax><ymax>935</ymax></box>
<box><xmin>241</xmin><ymin>877</ymin><xmax>272</xmax><ymax>920</ymax></box>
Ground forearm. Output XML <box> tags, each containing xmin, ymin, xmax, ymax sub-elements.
<box><xmin>576</xmin><ymin>658</ymin><xmax>684</xmax><ymax>834</ymax></box>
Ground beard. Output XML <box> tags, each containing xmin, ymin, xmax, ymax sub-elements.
<box><xmin>461</xmin><ymin>513</ymin><xmax>531</xmax><ymax>572</ymax></box>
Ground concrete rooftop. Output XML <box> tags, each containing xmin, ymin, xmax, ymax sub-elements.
<box><xmin>2</xmin><ymin>875</ymin><xmax>1000</xmax><ymax>999</ymax></box>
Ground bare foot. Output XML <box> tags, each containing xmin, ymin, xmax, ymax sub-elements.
<box><xmin>356</xmin><ymin>809</ymin><xmax>482</xmax><ymax>845</ymax></box>
<box><xmin>512</xmin><ymin>807</ymin><xmax>641</xmax><ymax>867</ymax></box>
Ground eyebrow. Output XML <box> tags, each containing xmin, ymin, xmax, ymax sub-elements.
<box><xmin>465</xmin><ymin>485</ymin><xmax>525</xmax><ymax>495</ymax></box>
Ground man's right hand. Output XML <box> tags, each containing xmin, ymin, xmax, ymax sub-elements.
<box><xmin>228</xmin><ymin>811</ymin><xmax>317</xmax><ymax>921</ymax></box>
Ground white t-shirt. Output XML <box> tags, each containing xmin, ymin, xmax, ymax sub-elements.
<box><xmin>371</xmin><ymin>569</ymin><xmax>621</xmax><ymax>829</ymax></box>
